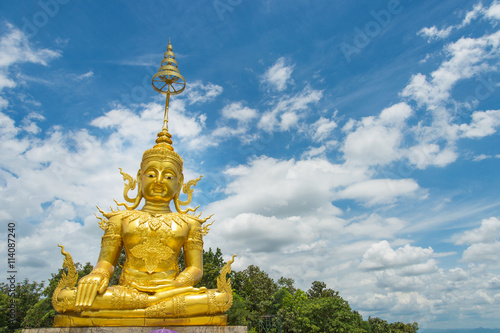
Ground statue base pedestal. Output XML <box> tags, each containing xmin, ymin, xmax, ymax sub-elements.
<box><xmin>52</xmin><ymin>314</ymin><xmax>231</xmax><ymax>327</ymax></box>
<box><xmin>23</xmin><ymin>325</ymin><xmax>247</xmax><ymax>333</ymax></box>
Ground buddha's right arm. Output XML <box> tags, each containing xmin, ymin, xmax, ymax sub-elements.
<box><xmin>75</xmin><ymin>214</ymin><xmax>123</xmax><ymax>307</ymax></box>
<box><xmin>95</xmin><ymin>214</ymin><xmax>123</xmax><ymax>270</ymax></box>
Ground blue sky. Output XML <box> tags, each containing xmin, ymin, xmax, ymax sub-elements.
<box><xmin>1</xmin><ymin>0</ymin><xmax>500</xmax><ymax>329</ymax></box>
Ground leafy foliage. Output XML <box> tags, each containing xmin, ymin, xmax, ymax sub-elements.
<box><xmin>0</xmin><ymin>279</ymin><xmax>44</xmax><ymax>332</ymax></box>
<box><xmin>109</xmin><ymin>250</ymin><xmax>126</xmax><ymax>286</ymax></box>
<box><xmin>196</xmin><ymin>247</ymin><xmax>225</xmax><ymax>289</ymax></box>
<box><xmin>19</xmin><ymin>262</ymin><xmax>93</xmax><ymax>329</ymax></box>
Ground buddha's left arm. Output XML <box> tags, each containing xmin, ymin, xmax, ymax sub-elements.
<box><xmin>176</xmin><ymin>221</ymin><xmax>203</xmax><ymax>287</ymax></box>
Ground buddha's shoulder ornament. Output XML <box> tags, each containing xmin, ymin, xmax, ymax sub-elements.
<box><xmin>94</xmin><ymin>206</ymin><xmax>132</xmax><ymax>231</ymax></box>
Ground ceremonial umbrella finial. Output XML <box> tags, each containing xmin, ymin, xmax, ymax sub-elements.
<box><xmin>152</xmin><ymin>40</ymin><xmax>186</xmax><ymax>131</ymax></box>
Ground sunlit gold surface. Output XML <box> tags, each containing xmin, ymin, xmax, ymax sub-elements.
<box><xmin>54</xmin><ymin>314</ymin><xmax>227</xmax><ymax>327</ymax></box>
<box><xmin>152</xmin><ymin>39</ymin><xmax>186</xmax><ymax>131</ymax></box>
<box><xmin>52</xmin><ymin>42</ymin><xmax>235</xmax><ymax>327</ymax></box>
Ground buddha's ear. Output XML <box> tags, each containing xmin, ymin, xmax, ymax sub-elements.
<box><xmin>177</xmin><ymin>173</ymin><xmax>184</xmax><ymax>192</ymax></box>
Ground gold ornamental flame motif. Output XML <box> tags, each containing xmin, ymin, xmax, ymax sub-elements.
<box><xmin>152</xmin><ymin>40</ymin><xmax>186</xmax><ymax>131</ymax></box>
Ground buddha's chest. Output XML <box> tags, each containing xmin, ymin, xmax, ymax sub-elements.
<box><xmin>121</xmin><ymin>214</ymin><xmax>189</xmax><ymax>253</ymax></box>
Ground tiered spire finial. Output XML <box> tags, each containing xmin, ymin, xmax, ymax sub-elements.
<box><xmin>152</xmin><ymin>40</ymin><xmax>186</xmax><ymax>132</ymax></box>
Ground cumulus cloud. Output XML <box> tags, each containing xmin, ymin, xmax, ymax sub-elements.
<box><xmin>459</xmin><ymin>110</ymin><xmax>500</xmax><ymax>138</ymax></box>
<box><xmin>452</xmin><ymin>217</ymin><xmax>500</xmax><ymax>263</ymax></box>
<box><xmin>209</xmin><ymin>156</ymin><xmax>347</xmax><ymax>219</ymax></box>
<box><xmin>261</xmin><ymin>57</ymin><xmax>294</xmax><ymax>92</ymax></box>
<box><xmin>338</xmin><ymin>179</ymin><xmax>420</xmax><ymax>206</ymax></box>
<box><xmin>403</xmin><ymin>30</ymin><xmax>500</xmax><ymax>111</ymax></box>
<box><xmin>487</xmin><ymin>1</ymin><xmax>500</xmax><ymax>20</ymax></box>
<box><xmin>405</xmin><ymin>144</ymin><xmax>458</xmax><ymax>169</ymax></box>
<box><xmin>454</xmin><ymin>217</ymin><xmax>500</xmax><ymax>245</ymax></box>
<box><xmin>221</xmin><ymin>101</ymin><xmax>258</xmax><ymax>124</ymax></box>
<box><xmin>311</xmin><ymin>115</ymin><xmax>337</xmax><ymax>142</ymax></box>
<box><xmin>360</xmin><ymin>241</ymin><xmax>435</xmax><ymax>270</ymax></box>
<box><xmin>397</xmin><ymin>22</ymin><xmax>500</xmax><ymax>170</ymax></box>
<box><xmin>342</xmin><ymin>102</ymin><xmax>412</xmax><ymax>166</ymax></box>
<box><xmin>462</xmin><ymin>242</ymin><xmax>500</xmax><ymax>262</ymax></box>
<box><xmin>345</xmin><ymin>215</ymin><xmax>407</xmax><ymax>239</ymax></box>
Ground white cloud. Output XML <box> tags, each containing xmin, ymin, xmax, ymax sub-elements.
<box><xmin>417</xmin><ymin>2</ymin><xmax>499</xmax><ymax>43</ymax></box>
<box><xmin>0</xmin><ymin>23</ymin><xmax>60</xmax><ymax>107</ymax></box>
<box><xmin>454</xmin><ymin>217</ymin><xmax>500</xmax><ymax>245</ymax></box>
<box><xmin>418</xmin><ymin>26</ymin><xmax>453</xmax><ymax>42</ymax></box>
<box><xmin>0</xmin><ymin>23</ymin><xmax>60</xmax><ymax>68</ymax></box>
<box><xmin>462</xmin><ymin>242</ymin><xmax>500</xmax><ymax>262</ymax></box>
<box><xmin>403</xmin><ymin>30</ymin><xmax>500</xmax><ymax>112</ymax></box>
<box><xmin>345</xmin><ymin>215</ymin><xmax>407</xmax><ymax>239</ymax></box>
<box><xmin>258</xmin><ymin>85</ymin><xmax>323</xmax><ymax>132</ymax></box>
<box><xmin>405</xmin><ymin>144</ymin><xmax>458</xmax><ymax>169</ymax></box>
<box><xmin>360</xmin><ymin>240</ymin><xmax>434</xmax><ymax>270</ymax></box>
<box><xmin>209</xmin><ymin>156</ymin><xmax>351</xmax><ymax>219</ymax></box>
<box><xmin>21</xmin><ymin>112</ymin><xmax>45</xmax><ymax>134</ymax></box>
<box><xmin>215</xmin><ymin>213</ymin><xmax>311</xmax><ymax>253</ymax></box>
<box><xmin>90</xmin><ymin>100</ymin><xmax>208</xmax><ymax>150</ymax></box>
<box><xmin>342</xmin><ymin>103</ymin><xmax>412</xmax><ymax>166</ymax></box>
<box><xmin>461</xmin><ymin>2</ymin><xmax>486</xmax><ymax>26</ymax></box>
<box><xmin>75</xmin><ymin>70</ymin><xmax>94</xmax><ymax>80</ymax></box>
<box><xmin>338</xmin><ymin>179</ymin><xmax>420</xmax><ymax>206</ymax></box>
<box><xmin>279</xmin><ymin>111</ymin><xmax>299</xmax><ymax>130</ymax></box>
<box><xmin>301</xmin><ymin>140</ymin><xmax>338</xmax><ymax>159</ymax></box>
<box><xmin>487</xmin><ymin>1</ymin><xmax>500</xmax><ymax>20</ymax></box>
<box><xmin>221</xmin><ymin>101</ymin><xmax>258</xmax><ymax>123</ymax></box>
<box><xmin>185</xmin><ymin>80</ymin><xmax>223</xmax><ymax>104</ymax></box>
<box><xmin>459</xmin><ymin>110</ymin><xmax>500</xmax><ymax>138</ymax></box>
<box><xmin>451</xmin><ymin>217</ymin><xmax>500</xmax><ymax>263</ymax></box>
<box><xmin>311</xmin><ymin>116</ymin><xmax>337</xmax><ymax>142</ymax></box>
<box><xmin>261</xmin><ymin>57</ymin><xmax>294</xmax><ymax>92</ymax></box>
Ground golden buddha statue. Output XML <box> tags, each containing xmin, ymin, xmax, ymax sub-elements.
<box><xmin>51</xmin><ymin>41</ymin><xmax>235</xmax><ymax>327</ymax></box>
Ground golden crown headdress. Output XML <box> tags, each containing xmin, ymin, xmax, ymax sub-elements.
<box><xmin>109</xmin><ymin>40</ymin><xmax>208</xmax><ymax>219</ymax></box>
<box><xmin>141</xmin><ymin>39</ymin><xmax>186</xmax><ymax>170</ymax></box>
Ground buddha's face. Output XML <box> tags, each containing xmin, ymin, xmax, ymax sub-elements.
<box><xmin>141</xmin><ymin>159</ymin><xmax>182</xmax><ymax>204</ymax></box>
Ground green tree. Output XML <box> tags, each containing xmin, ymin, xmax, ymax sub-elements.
<box><xmin>226</xmin><ymin>292</ymin><xmax>253</xmax><ymax>326</ymax></box>
<box><xmin>293</xmin><ymin>294</ymin><xmax>365</xmax><ymax>332</ymax></box>
<box><xmin>0</xmin><ymin>279</ymin><xmax>44</xmax><ymax>332</ymax></box>
<box><xmin>196</xmin><ymin>248</ymin><xmax>225</xmax><ymax>289</ymax></box>
<box><xmin>277</xmin><ymin>288</ymin><xmax>307</xmax><ymax>332</ymax></box>
<box><xmin>21</xmin><ymin>262</ymin><xmax>93</xmax><ymax>328</ymax></box>
<box><xmin>307</xmin><ymin>280</ymin><xmax>337</xmax><ymax>299</ymax></box>
<box><xmin>389</xmin><ymin>321</ymin><xmax>419</xmax><ymax>332</ymax></box>
<box><xmin>277</xmin><ymin>277</ymin><xmax>296</xmax><ymax>295</ymax></box>
<box><xmin>109</xmin><ymin>250</ymin><xmax>126</xmax><ymax>286</ymax></box>
<box><xmin>368</xmin><ymin>316</ymin><xmax>390</xmax><ymax>333</ymax></box>
<box><xmin>235</xmin><ymin>265</ymin><xmax>278</xmax><ymax>316</ymax></box>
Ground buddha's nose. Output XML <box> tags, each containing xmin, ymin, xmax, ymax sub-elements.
<box><xmin>155</xmin><ymin>174</ymin><xmax>165</xmax><ymax>183</ymax></box>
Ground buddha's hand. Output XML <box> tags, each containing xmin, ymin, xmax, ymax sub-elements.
<box><xmin>75</xmin><ymin>269</ymin><xmax>110</xmax><ymax>307</ymax></box>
